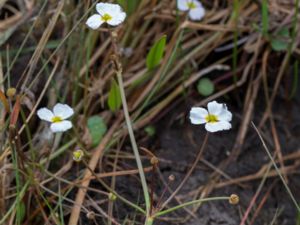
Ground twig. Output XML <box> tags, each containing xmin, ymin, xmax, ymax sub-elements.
<box><xmin>68</xmin><ymin>116</ymin><xmax>122</xmax><ymax>225</ymax></box>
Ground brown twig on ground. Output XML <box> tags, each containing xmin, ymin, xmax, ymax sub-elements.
<box><xmin>68</xmin><ymin>115</ymin><xmax>122</xmax><ymax>225</ymax></box>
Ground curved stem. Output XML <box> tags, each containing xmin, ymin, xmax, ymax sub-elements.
<box><xmin>154</xmin><ymin>196</ymin><xmax>229</xmax><ymax>218</ymax></box>
<box><xmin>82</xmin><ymin>160</ymin><xmax>146</xmax><ymax>215</ymax></box>
<box><xmin>159</xmin><ymin>133</ymin><xmax>209</xmax><ymax>210</ymax></box>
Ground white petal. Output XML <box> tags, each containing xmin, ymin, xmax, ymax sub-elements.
<box><xmin>107</xmin><ymin>11</ymin><xmax>126</xmax><ymax>26</ymax></box>
<box><xmin>86</xmin><ymin>14</ymin><xmax>103</xmax><ymax>29</ymax></box>
<box><xmin>218</xmin><ymin>108</ymin><xmax>232</xmax><ymax>122</ymax></box>
<box><xmin>189</xmin><ymin>5</ymin><xmax>205</xmax><ymax>21</ymax></box>
<box><xmin>53</xmin><ymin>103</ymin><xmax>74</xmax><ymax>119</ymax></box>
<box><xmin>189</xmin><ymin>107</ymin><xmax>208</xmax><ymax>124</ymax></box>
<box><xmin>207</xmin><ymin>101</ymin><xmax>223</xmax><ymax>115</ymax></box>
<box><xmin>205</xmin><ymin>121</ymin><xmax>231</xmax><ymax>132</ymax></box>
<box><xmin>50</xmin><ymin>121</ymin><xmax>72</xmax><ymax>133</ymax></box>
<box><xmin>96</xmin><ymin>3</ymin><xmax>122</xmax><ymax>16</ymax></box>
<box><xmin>177</xmin><ymin>0</ymin><xmax>189</xmax><ymax>11</ymax></box>
<box><xmin>37</xmin><ymin>108</ymin><xmax>54</xmax><ymax>122</ymax></box>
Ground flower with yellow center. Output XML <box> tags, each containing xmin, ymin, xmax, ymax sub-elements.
<box><xmin>177</xmin><ymin>0</ymin><xmax>205</xmax><ymax>21</ymax></box>
<box><xmin>37</xmin><ymin>103</ymin><xmax>74</xmax><ymax>133</ymax></box>
<box><xmin>86</xmin><ymin>3</ymin><xmax>126</xmax><ymax>30</ymax></box>
<box><xmin>189</xmin><ymin>101</ymin><xmax>232</xmax><ymax>132</ymax></box>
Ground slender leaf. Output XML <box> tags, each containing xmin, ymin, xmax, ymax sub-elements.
<box><xmin>108</xmin><ymin>78</ymin><xmax>122</xmax><ymax>112</ymax></box>
<box><xmin>146</xmin><ymin>35</ymin><xmax>167</xmax><ymax>70</ymax></box>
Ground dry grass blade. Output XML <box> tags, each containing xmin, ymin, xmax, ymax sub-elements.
<box><xmin>68</xmin><ymin>116</ymin><xmax>122</xmax><ymax>225</ymax></box>
<box><xmin>252</xmin><ymin>122</ymin><xmax>300</xmax><ymax>213</ymax></box>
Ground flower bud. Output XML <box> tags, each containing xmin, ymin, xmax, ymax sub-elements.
<box><xmin>86</xmin><ymin>211</ymin><xmax>95</xmax><ymax>220</ymax></box>
<box><xmin>108</xmin><ymin>192</ymin><xmax>117</xmax><ymax>201</ymax></box>
<box><xmin>6</xmin><ymin>88</ymin><xmax>16</xmax><ymax>98</ymax></box>
<box><xmin>168</xmin><ymin>174</ymin><xmax>175</xmax><ymax>181</ymax></box>
<box><xmin>229</xmin><ymin>194</ymin><xmax>239</xmax><ymax>205</ymax></box>
<box><xmin>150</xmin><ymin>156</ymin><xmax>159</xmax><ymax>165</ymax></box>
<box><xmin>73</xmin><ymin>149</ymin><xmax>84</xmax><ymax>162</ymax></box>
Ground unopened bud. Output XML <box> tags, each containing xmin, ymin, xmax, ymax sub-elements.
<box><xmin>111</xmin><ymin>31</ymin><xmax>118</xmax><ymax>38</ymax></box>
<box><xmin>108</xmin><ymin>192</ymin><xmax>117</xmax><ymax>201</ymax></box>
<box><xmin>229</xmin><ymin>194</ymin><xmax>239</xmax><ymax>205</ymax></box>
<box><xmin>150</xmin><ymin>156</ymin><xmax>159</xmax><ymax>165</ymax></box>
<box><xmin>6</xmin><ymin>88</ymin><xmax>16</xmax><ymax>98</ymax></box>
<box><xmin>168</xmin><ymin>174</ymin><xmax>175</xmax><ymax>181</ymax></box>
<box><xmin>86</xmin><ymin>211</ymin><xmax>95</xmax><ymax>220</ymax></box>
<box><xmin>73</xmin><ymin>149</ymin><xmax>84</xmax><ymax>162</ymax></box>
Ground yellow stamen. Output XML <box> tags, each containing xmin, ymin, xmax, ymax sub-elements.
<box><xmin>101</xmin><ymin>13</ymin><xmax>112</xmax><ymax>22</ymax></box>
<box><xmin>51</xmin><ymin>116</ymin><xmax>63</xmax><ymax>123</ymax></box>
<box><xmin>187</xmin><ymin>1</ymin><xmax>196</xmax><ymax>9</ymax></box>
<box><xmin>205</xmin><ymin>114</ymin><xmax>218</xmax><ymax>123</ymax></box>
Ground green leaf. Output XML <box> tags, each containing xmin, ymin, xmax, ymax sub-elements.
<box><xmin>271</xmin><ymin>27</ymin><xmax>290</xmax><ymax>51</ymax></box>
<box><xmin>297</xmin><ymin>210</ymin><xmax>300</xmax><ymax>225</ymax></box>
<box><xmin>144</xmin><ymin>125</ymin><xmax>156</xmax><ymax>136</ymax></box>
<box><xmin>18</xmin><ymin>202</ymin><xmax>26</xmax><ymax>223</ymax></box>
<box><xmin>146</xmin><ymin>35</ymin><xmax>167</xmax><ymax>70</ymax></box>
<box><xmin>87</xmin><ymin>116</ymin><xmax>107</xmax><ymax>147</ymax></box>
<box><xmin>261</xmin><ymin>0</ymin><xmax>269</xmax><ymax>37</ymax></box>
<box><xmin>197</xmin><ymin>78</ymin><xmax>214</xmax><ymax>96</ymax></box>
<box><xmin>108</xmin><ymin>78</ymin><xmax>122</xmax><ymax>112</ymax></box>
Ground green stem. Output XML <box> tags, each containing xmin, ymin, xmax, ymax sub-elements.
<box><xmin>145</xmin><ymin>217</ymin><xmax>154</xmax><ymax>225</ymax></box>
<box><xmin>81</xmin><ymin>160</ymin><xmax>146</xmax><ymax>215</ymax></box>
<box><xmin>154</xmin><ymin>197</ymin><xmax>229</xmax><ymax>218</ymax></box>
<box><xmin>0</xmin><ymin>181</ymin><xmax>29</xmax><ymax>224</ymax></box>
<box><xmin>116</xmin><ymin>70</ymin><xmax>150</xmax><ymax>215</ymax></box>
<box><xmin>40</xmin><ymin>138</ymin><xmax>76</xmax><ymax>165</ymax></box>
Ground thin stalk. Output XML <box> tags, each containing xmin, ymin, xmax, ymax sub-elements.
<box><xmin>109</xmin><ymin>31</ymin><xmax>150</xmax><ymax>216</ymax></box>
<box><xmin>40</xmin><ymin>138</ymin><xmax>76</xmax><ymax>165</ymax></box>
<box><xmin>232</xmin><ymin>0</ymin><xmax>239</xmax><ymax>83</ymax></box>
<box><xmin>159</xmin><ymin>133</ymin><xmax>209</xmax><ymax>210</ymax></box>
<box><xmin>116</xmin><ymin>70</ymin><xmax>150</xmax><ymax>214</ymax></box>
<box><xmin>0</xmin><ymin>182</ymin><xmax>29</xmax><ymax>224</ymax></box>
<box><xmin>81</xmin><ymin>160</ymin><xmax>146</xmax><ymax>215</ymax></box>
<box><xmin>154</xmin><ymin>197</ymin><xmax>229</xmax><ymax>218</ymax></box>
<box><xmin>252</xmin><ymin>122</ymin><xmax>300</xmax><ymax>212</ymax></box>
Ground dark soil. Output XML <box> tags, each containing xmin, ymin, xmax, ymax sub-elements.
<box><xmin>77</xmin><ymin>93</ymin><xmax>300</xmax><ymax>225</ymax></box>
<box><xmin>148</xmin><ymin>96</ymin><xmax>300</xmax><ymax>225</ymax></box>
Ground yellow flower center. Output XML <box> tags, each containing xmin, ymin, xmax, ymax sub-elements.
<box><xmin>51</xmin><ymin>116</ymin><xmax>63</xmax><ymax>123</ymax></box>
<box><xmin>187</xmin><ymin>1</ymin><xmax>196</xmax><ymax>9</ymax></box>
<box><xmin>101</xmin><ymin>13</ymin><xmax>112</xmax><ymax>22</ymax></box>
<box><xmin>205</xmin><ymin>114</ymin><xmax>218</xmax><ymax>123</ymax></box>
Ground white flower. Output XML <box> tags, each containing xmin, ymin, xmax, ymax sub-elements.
<box><xmin>177</xmin><ymin>0</ymin><xmax>205</xmax><ymax>21</ymax></box>
<box><xmin>37</xmin><ymin>103</ymin><xmax>74</xmax><ymax>133</ymax></box>
<box><xmin>86</xmin><ymin>3</ymin><xmax>126</xmax><ymax>29</ymax></box>
<box><xmin>189</xmin><ymin>101</ymin><xmax>232</xmax><ymax>132</ymax></box>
